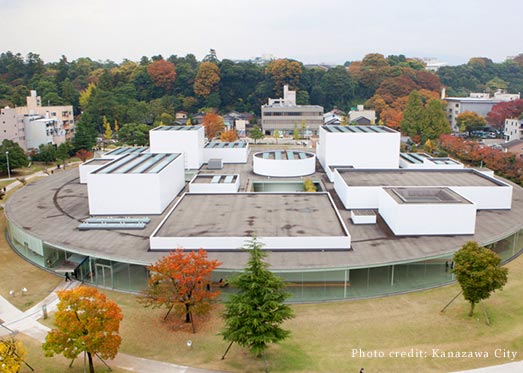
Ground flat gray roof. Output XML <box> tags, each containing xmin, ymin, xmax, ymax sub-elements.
<box><xmin>338</xmin><ymin>169</ymin><xmax>505</xmax><ymax>187</ymax></box>
<box><xmin>93</xmin><ymin>153</ymin><xmax>180</xmax><ymax>174</ymax></box>
<box><xmin>322</xmin><ymin>125</ymin><xmax>396</xmax><ymax>133</ymax></box>
<box><xmin>152</xmin><ymin>125</ymin><xmax>202</xmax><ymax>131</ymax></box>
<box><xmin>156</xmin><ymin>193</ymin><xmax>346</xmax><ymax>238</ymax></box>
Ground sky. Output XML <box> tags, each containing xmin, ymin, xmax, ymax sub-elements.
<box><xmin>0</xmin><ymin>0</ymin><xmax>522</xmax><ymax>66</ymax></box>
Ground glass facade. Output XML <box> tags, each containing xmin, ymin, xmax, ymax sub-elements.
<box><xmin>6</xmin><ymin>218</ymin><xmax>523</xmax><ymax>302</ymax></box>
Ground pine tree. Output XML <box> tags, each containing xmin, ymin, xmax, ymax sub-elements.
<box><xmin>221</xmin><ymin>237</ymin><xmax>294</xmax><ymax>358</ymax></box>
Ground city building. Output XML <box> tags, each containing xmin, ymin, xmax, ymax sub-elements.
<box><xmin>504</xmin><ymin>117</ymin><xmax>523</xmax><ymax>142</ymax></box>
<box><xmin>0</xmin><ymin>90</ymin><xmax>75</xmax><ymax>151</ymax></box>
<box><xmin>0</xmin><ymin>106</ymin><xmax>26</xmax><ymax>148</ymax></box>
<box><xmin>348</xmin><ymin>105</ymin><xmax>376</xmax><ymax>125</ymax></box>
<box><xmin>261</xmin><ymin>85</ymin><xmax>324</xmax><ymax>136</ymax></box>
<box><xmin>445</xmin><ymin>90</ymin><xmax>520</xmax><ymax>132</ymax></box>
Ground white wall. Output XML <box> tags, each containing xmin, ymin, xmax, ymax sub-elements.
<box><xmin>150</xmin><ymin>235</ymin><xmax>350</xmax><ymax>251</ymax></box>
<box><xmin>79</xmin><ymin>160</ymin><xmax>108</xmax><ymax>184</ymax></box>
<box><xmin>203</xmin><ymin>146</ymin><xmax>249</xmax><ymax>163</ymax></box>
<box><xmin>450</xmin><ymin>185</ymin><xmax>512</xmax><ymax>210</ymax></box>
<box><xmin>149</xmin><ymin>126</ymin><xmax>204</xmax><ymax>169</ymax></box>
<box><xmin>319</xmin><ymin>127</ymin><xmax>400</xmax><ymax>170</ymax></box>
<box><xmin>87</xmin><ymin>155</ymin><xmax>185</xmax><ymax>215</ymax></box>
<box><xmin>378</xmin><ymin>189</ymin><xmax>476</xmax><ymax>235</ymax></box>
<box><xmin>253</xmin><ymin>152</ymin><xmax>316</xmax><ymax>177</ymax></box>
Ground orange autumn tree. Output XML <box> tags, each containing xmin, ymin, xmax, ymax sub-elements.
<box><xmin>194</xmin><ymin>61</ymin><xmax>220</xmax><ymax>97</ymax></box>
<box><xmin>220</xmin><ymin>129</ymin><xmax>238</xmax><ymax>142</ymax></box>
<box><xmin>146</xmin><ymin>59</ymin><xmax>176</xmax><ymax>90</ymax></box>
<box><xmin>42</xmin><ymin>286</ymin><xmax>123</xmax><ymax>373</ymax></box>
<box><xmin>139</xmin><ymin>249</ymin><xmax>221</xmax><ymax>333</ymax></box>
<box><xmin>202</xmin><ymin>112</ymin><xmax>225</xmax><ymax>139</ymax></box>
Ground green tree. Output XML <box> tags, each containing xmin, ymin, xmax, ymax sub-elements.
<box><xmin>117</xmin><ymin>123</ymin><xmax>151</xmax><ymax>146</ymax></box>
<box><xmin>423</xmin><ymin>99</ymin><xmax>451</xmax><ymax>142</ymax></box>
<box><xmin>249</xmin><ymin>125</ymin><xmax>264</xmax><ymax>144</ymax></box>
<box><xmin>452</xmin><ymin>241</ymin><xmax>508</xmax><ymax>317</ymax></box>
<box><xmin>56</xmin><ymin>142</ymin><xmax>72</xmax><ymax>168</ymax></box>
<box><xmin>0</xmin><ymin>140</ymin><xmax>29</xmax><ymax>174</ymax></box>
<box><xmin>400</xmin><ymin>90</ymin><xmax>425</xmax><ymax>141</ymax></box>
<box><xmin>73</xmin><ymin>114</ymin><xmax>97</xmax><ymax>152</ymax></box>
<box><xmin>43</xmin><ymin>286</ymin><xmax>123</xmax><ymax>373</ymax></box>
<box><xmin>34</xmin><ymin>144</ymin><xmax>57</xmax><ymax>163</ymax></box>
<box><xmin>221</xmin><ymin>237</ymin><xmax>294</xmax><ymax>358</ymax></box>
<box><xmin>293</xmin><ymin>124</ymin><xmax>300</xmax><ymax>140</ymax></box>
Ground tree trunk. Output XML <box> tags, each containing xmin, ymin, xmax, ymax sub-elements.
<box><xmin>87</xmin><ymin>351</ymin><xmax>95</xmax><ymax>373</ymax></box>
<box><xmin>185</xmin><ymin>304</ymin><xmax>191</xmax><ymax>323</ymax></box>
<box><xmin>469</xmin><ymin>302</ymin><xmax>476</xmax><ymax>317</ymax></box>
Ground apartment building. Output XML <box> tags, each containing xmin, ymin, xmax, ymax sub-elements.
<box><xmin>261</xmin><ymin>85</ymin><xmax>323</xmax><ymax>136</ymax></box>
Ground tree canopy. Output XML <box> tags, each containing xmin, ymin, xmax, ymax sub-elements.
<box><xmin>452</xmin><ymin>241</ymin><xmax>508</xmax><ymax>316</ymax></box>
<box><xmin>42</xmin><ymin>286</ymin><xmax>123</xmax><ymax>373</ymax></box>
<box><xmin>0</xmin><ymin>336</ymin><xmax>27</xmax><ymax>373</ymax></box>
<box><xmin>139</xmin><ymin>249</ymin><xmax>221</xmax><ymax>333</ymax></box>
<box><xmin>202</xmin><ymin>112</ymin><xmax>225</xmax><ymax>139</ymax></box>
<box><xmin>0</xmin><ymin>139</ymin><xmax>29</xmax><ymax>174</ymax></box>
<box><xmin>221</xmin><ymin>237</ymin><xmax>294</xmax><ymax>357</ymax></box>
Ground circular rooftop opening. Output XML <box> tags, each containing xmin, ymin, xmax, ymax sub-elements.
<box><xmin>253</xmin><ymin>150</ymin><xmax>316</xmax><ymax>177</ymax></box>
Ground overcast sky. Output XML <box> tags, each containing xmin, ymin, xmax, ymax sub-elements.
<box><xmin>1</xmin><ymin>0</ymin><xmax>521</xmax><ymax>65</ymax></box>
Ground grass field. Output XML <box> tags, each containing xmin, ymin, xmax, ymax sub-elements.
<box><xmin>40</xmin><ymin>254</ymin><xmax>519</xmax><ymax>373</ymax></box>
<box><xmin>2</xmin><ymin>164</ymin><xmax>522</xmax><ymax>372</ymax></box>
<box><xmin>0</xmin><ymin>214</ymin><xmax>61</xmax><ymax>311</ymax></box>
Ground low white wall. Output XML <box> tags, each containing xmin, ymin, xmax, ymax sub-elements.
<box><xmin>253</xmin><ymin>153</ymin><xmax>316</xmax><ymax>177</ymax></box>
<box><xmin>451</xmin><ymin>185</ymin><xmax>512</xmax><ymax>210</ymax></box>
<box><xmin>79</xmin><ymin>161</ymin><xmax>107</xmax><ymax>184</ymax></box>
<box><xmin>150</xmin><ymin>235</ymin><xmax>351</xmax><ymax>251</ymax></box>
<box><xmin>378</xmin><ymin>189</ymin><xmax>476</xmax><ymax>235</ymax></box>
<box><xmin>203</xmin><ymin>146</ymin><xmax>248</xmax><ymax>163</ymax></box>
<box><xmin>350</xmin><ymin>211</ymin><xmax>376</xmax><ymax>224</ymax></box>
<box><xmin>189</xmin><ymin>176</ymin><xmax>240</xmax><ymax>193</ymax></box>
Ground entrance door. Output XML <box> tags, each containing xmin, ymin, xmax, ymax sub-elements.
<box><xmin>95</xmin><ymin>263</ymin><xmax>113</xmax><ymax>288</ymax></box>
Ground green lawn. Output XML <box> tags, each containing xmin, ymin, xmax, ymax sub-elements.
<box><xmin>37</xmin><ymin>254</ymin><xmax>523</xmax><ymax>373</ymax></box>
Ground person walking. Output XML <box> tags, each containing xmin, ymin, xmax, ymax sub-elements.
<box><xmin>65</xmin><ymin>272</ymin><xmax>71</xmax><ymax>282</ymax></box>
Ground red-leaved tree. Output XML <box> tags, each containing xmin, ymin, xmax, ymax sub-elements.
<box><xmin>139</xmin><ymin>249</ymin><xmax>221</xmax><ymax>333</ymax></box>
<box><xmin>486</xmin><ymin>99</ymin><xmax>523</xmax><ymax>127</ymax></box>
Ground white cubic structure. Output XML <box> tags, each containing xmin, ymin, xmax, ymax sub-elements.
<box><xmin>87</xmin><ymin>153</ymin><xmax>185</xmax><ymax>215</ymax></box>
<box><xmin>102</xmin><ymin>147</ymin><xmax>149</xmax><ymax>159</ymax></box>
<box><xmin>317</xmin><ymin>125</ymin><xmax>400</xmax><ymax>174</ymax></box>
<box><xmin>79</xmin><ymin>159</ymin><xmax>113</xmax><ymax>184</ymax></box>
<box><xmin>333</xmin><ymin>169</ymin><xmax>512</xmax><ymax>211</ymax></box>
<box><xmin>189</xmin><ymin>174</ymin><xmax>240</xmax><ymax>193</ymax></box>
<box><xmin>399</xmin><ymin>153</ymin><xmax>463</xmax><ymax>169</ymax></box>
<box><xmin>149</xmin><ymin>126</ymin><xmax>204</xmax><ymax>169</ymax></box>
<box><xmin>378</xmin><ymin>187</ymin><xmax>476</xmax><ymax>235</ymax></box>
<box><xmin>150</xmin><ymin>193</ymin><xmax>351</xmax><ymax>251</ymax></box>
<box><xmin>203</xmin><ymin>141</ymin><xmax>249</xmax><ymax>164</ymax></box>
<box><xmin>253</xmin><ymin>150</ymin><xmax>316</xmax><ymax>177</ymax></box>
